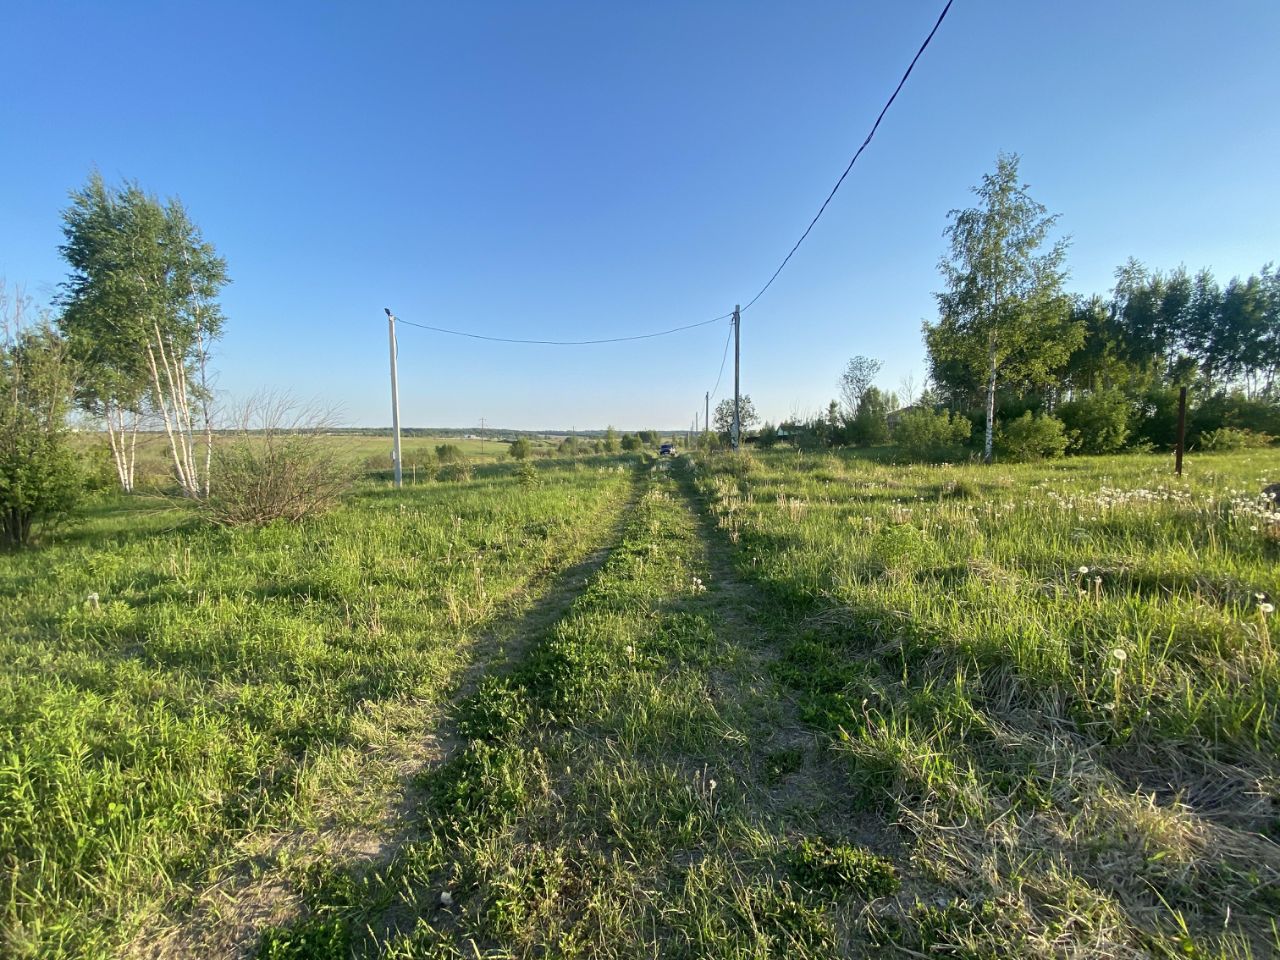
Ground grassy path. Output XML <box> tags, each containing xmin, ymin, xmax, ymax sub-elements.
<box><xmin>255</xmin><ymin>459</ymin><xmax>904</xmax><ymax>958</ymax></box>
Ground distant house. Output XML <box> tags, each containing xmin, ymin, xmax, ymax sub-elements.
<box><xmin>886</xmin><ymin>406</ymin><xmax>921</xmax><ymax>431</ymax></box>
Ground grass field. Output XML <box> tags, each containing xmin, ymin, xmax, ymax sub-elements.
<box><xmin>3</xmin><ymin>445</ymin><xmax>1279</xmax><ymax>957</ymax></box>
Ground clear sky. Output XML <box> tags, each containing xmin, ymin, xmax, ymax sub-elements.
<box><xmin>2</xmin><ymin>1</ymin><xmax>1277</xmax><ymax>430</ymax></box>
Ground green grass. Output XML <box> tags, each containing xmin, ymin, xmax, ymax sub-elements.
<box><xmin>5</xmin><ymin>445</ymin><xmax>1280</xmax><ymax>957</ymax></box>
<box><xmin>693</xmin><ymin>447</ymin><xmax>1280</xmax><ymax>957</ymax></box>
<box><xmin>0</xmin><ymin>456</ymin><xmax>635</xmax><ymax>958</ymax></box>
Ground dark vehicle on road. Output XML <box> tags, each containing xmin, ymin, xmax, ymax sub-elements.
<box><xmin>659</xmin><ymin>443</ymin><xmax>675</xmax><ymax>457</ymax></box>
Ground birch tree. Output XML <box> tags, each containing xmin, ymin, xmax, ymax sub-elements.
<box><xmin>58</xmin><ymin>173</ymin><xmax>227</xmax><ymax>496</ymax></box>
<box><xmin>926</xmin><ymin>153</ymin><xmax>1073</xmax><ymax>462</ymax></box>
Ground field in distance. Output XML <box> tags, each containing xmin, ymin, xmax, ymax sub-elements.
<box><xmin>2</xmin><ymin>447</ymin><xmax>1278</xmax><ymax>958</ymax></box>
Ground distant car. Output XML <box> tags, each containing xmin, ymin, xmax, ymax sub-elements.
<box><xmin>659</xmin><ymin>443</ymin><xmax>675</xmax><ymax>457</ymax></box>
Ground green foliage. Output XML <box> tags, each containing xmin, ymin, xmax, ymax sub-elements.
<box><xmin>436</xmin><ymin>460</ymin><xmax>473</xmax><ymax>482</ymax></box>
<box><xmin>255</xmin><ymin>917</ymin><xmax>350</xmax><ymax>959</ymax></box>
<box><xmin>1057</xmin><ymin>388</ymin><xmax>1131</xmax><ymax>453</ymax></box>
<box><xmin>714</xmin><ymin>395</ymin><xmax>760</xmax><ymax>438</ymax></box>
<box><xmin>893</xmin><ymin>408</ymin><xmax>972</xmax><ymax>462</ymax></box>
<box><xmin>0</xmin><ymin>316</ymin><xmax>80</xmax><ymax>546</ymax></box>
<box><xmin>926</xmin><ymin>152</ymin><xmax>1075</xmax><ymax>460</ymax></box>
<box><xmin>791</xmin><ymin>838</ymin><xmax>900</xmax><ymax>898</ymax></box>
<box><xmin>515</xmin><ymin>460</ymin><xmax>540</xmax><ymax>486</ymax></box>
<box><xmin>435</xmin><ymin>443</ymin><xmax>465</xmax><ymax>463</ymax></box>
<box><xmin>508</xmin><ymin>436</ymin><xmax>532</xmax><ymax>459</ymax></box>
<box><xmin>996</xmin><ymin>411</ymin><xmax>1068</xmax><ymax>462</ymax></box>
<box><xmin>1199</xmin><ymin>427</ymin><xmax>1273</xmax><ymax>451</ymax></box>
<box><xmin>57</xmin><ymin>172</ymin><xmax>228</xmax><ymax>496</ymax></box>
<box><xmin>846</xmin><ymin>386</ymin><xmax>894</xmax><ymax>447</ymax></box>
<box><xmin>1189</xmin><ymin>392</ymin><xmax>1280</xmax><ymax>446</ymax></box>
<box><xmin>838</xmin><ymin>355</ymin><xmax>882</xmax><ymax>418</ymax></box>
<box><xmin>620</xmin><ymin>433</ymin><xmax>641</xmax><ymax>451</ymax></box>
<box><xmin>755</xmin><ymin>422</ymin><xmax>781</xmax><ymax>449</ymax></box>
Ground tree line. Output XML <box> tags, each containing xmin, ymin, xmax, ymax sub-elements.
<box><xmin>754</xmin><ymin>153</ymin><xmax>1277</xmax><ymax>462</ymax></box>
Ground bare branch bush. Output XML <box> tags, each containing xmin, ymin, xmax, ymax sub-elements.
<box><xmin>202</xmin><ymin>392</ymin><xmax>353</xmax><ymax>526</ymax></box>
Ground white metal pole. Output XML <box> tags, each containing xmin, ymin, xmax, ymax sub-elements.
<box><xmin>386</xmin><ymin>308</ymin><xmax>403</xmax><ymax>489</ymax></box>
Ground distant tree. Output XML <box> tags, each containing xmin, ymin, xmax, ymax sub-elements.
<box><xmin>897</xmin><ymin>372</ymin><xmax>918</xmax><ymax>409</ymax></box>
<box><xmin>756</xmin><ymin>422</ymin><xmax>780</xmax><ymax>449</ymax></box>
<box><xmin>838</xmin><ymin>356</ymin><xmax>882</xmax><ymax>419</ymax></box>
<box><xmin>557</xmin><ymin>435</ymin><xmax>582</xmax><ymax>456</ymax></box>
<box><xmin>603</xmin><ymin>426</ymin><xmax>620</xmax><ymax>453</ymax></box>
<box><xmin>847</xmin><ymin>386</ymin><xmax>895</xmax><ymax>446</ymax></box>
<box><xmin>926</xmin><ymin>153</ymin><xmax>1075</xmax><ymax>462</ymax></box>
<box><xmin>509</xmin><ymin>436</ymin><xmax>532</xmax><ymax>459</ymax></box>
<box><xmin>713</xmin><ymin>395</ymin><xmax>759</xmax><ymax>440</ymax></box>
<box><xmin>435</xmin><ymin>443</ymin><xmax>465</xmax><ymax>463</ymax></box>
<box><xmin>1</xmin><ymin>285</ymin><xmax>80</xmax><ymax>546</ymax></box>
<box><xmin>620</xmin><ymin>433</ymin><xmax>641</xmax><ymax>451</ymax></box>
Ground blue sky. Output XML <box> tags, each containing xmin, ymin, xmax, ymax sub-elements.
<box><xmin>2</xmin><ymin>1</ymin><xmax>1277</xmax><ymax>430</ymax></box>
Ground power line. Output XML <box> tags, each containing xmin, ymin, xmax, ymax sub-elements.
<box><xmin>740</xmin><ymin>0</ymin><xmax>954</xmax><ymax>313</ymax></box>
<box><xmin>394</xmin><ymin>312</ymin><xmax>731</xmax><ymax>346</ymax></box>
<box><xmin>707</xmin><ymin>319</ymin><xmax>734</xmax><ymax>404</ymax></box>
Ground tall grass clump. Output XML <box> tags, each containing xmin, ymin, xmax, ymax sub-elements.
<box><xmin>202</xmin><ymin>394</ymin><xmax>353</xmax><ymax>526</ymax></box>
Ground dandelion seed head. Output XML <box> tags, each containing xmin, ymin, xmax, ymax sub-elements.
<box><xmin>1112</xmin><ymin>648</ymin><xmax>1127</xmax><ymax>661</ymax></box>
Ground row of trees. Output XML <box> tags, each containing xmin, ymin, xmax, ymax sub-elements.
<box><xmin>923</xmin><ymin>152</ymin><xmax>1278</xmax><ymax>461</ymax></box>
<box><xmin>750</xmin><ymin>154</ymin><xmax>1275</xmax><ymax>463</ymax></box>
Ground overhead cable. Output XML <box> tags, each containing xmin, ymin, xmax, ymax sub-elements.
<box><xmin>740</xmin><ymin>0</ymin><xmax>954</xmax><ymax>312</ymax></box>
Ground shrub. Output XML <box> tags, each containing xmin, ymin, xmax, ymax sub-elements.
<box><xmin>997</xmin><ymin>411</ymin><xmax>1069</xmax><ymax>462</ymax></box>
<box><xmin>1057</xmin><ymin>389</ymin><xmax>1131</xmax><ymax>454</ymax></box>
<box><xmin>846</xmin><ymin>387</ymin><xmax>893</xmax><ymax>447</ymax></box>
<box><xmin>1130</xmin><ymin>385</ymin><xmax>1181</xmax><ymax>449</ymax></box>
<box><xmin>508</xmin><ymin>436</ymin><xmax>532</xmax><ymax>459</ymax></box>
<box><xmin>620</xmin><ymin>433</ymin><xmax>641</xmax><ymax>451</ymax></box>
<box><xmin>0</xmin><ymin>318</ymin><xmax>80</xmax><ymax>546</ymax></box>
<box><xmin>435</xmin><ymin>443</ymin><xmax>465</xmax><ymax>463</ymax></box>
<box><xmin>755</xmin><ymin>422</ymin><xmax>781</xmax><ymax>449</ymax></box>
<box><xmin>203</xmin><ymin>396</ymin><xmax>353</xmax><ymax>527</ymax></box>
<box><xmin>894</xmin><ymin>408</ymin><xmax>971</xmax><ymax>462</ymax></box>
<box><xmin>436</xmin><ymin>460</ymin><xmax>473</xmax><ymax>483</ymax></box>
<box><xmin>516</xmin><ymin>460</ymin><xmax>540</xmax><ymax>486</ymax></box>
<box><xmin>1199</xmin><ymin>427</ymin><xmax>1274</xmax><ymax>451</ymax></box>
<box><xmin>1189</xmin><ymin>392</ymin><xmax>1280</xmax><ymax>446</ymax></box>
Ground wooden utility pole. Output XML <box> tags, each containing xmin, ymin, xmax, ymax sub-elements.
<box><xmin>704</xmin><ymin>391</ymin><xmax>709</xmax><ymax>443</ymax></box>
<box><xmin>1175</xmin><ymin>386</ymin><xmax>1188</xmax><ymax>476</ymax></box>
<box><xmin>385</xmin><ymin>308</ymin><xmax>403</xmax><ymax>489</ymax></box>
<box><xmin>732</xmin><ymin>304</ymin><xmax>741</xmax><ymax>451</ymax></box>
